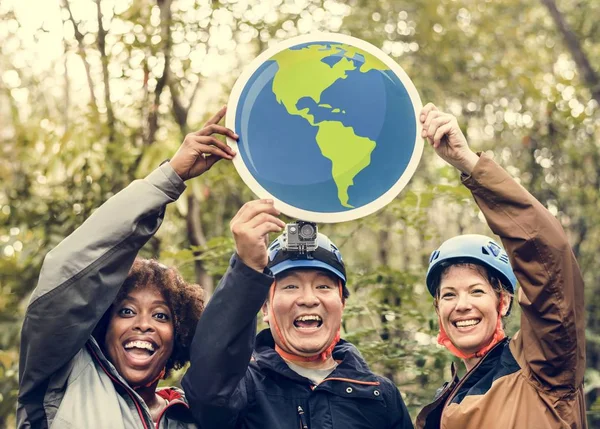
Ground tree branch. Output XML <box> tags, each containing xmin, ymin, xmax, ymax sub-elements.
<box><xmin>188</xmin><ymin>77</ymin><xmax>203</xmax><ymax>113</ymax></box>
<box><xmin>169</xmin><ymin>76</ymin><xmax>204</xmax><ymax>128</ymax></box>
<box><xmin>156</xmin><ymin>0</ymin><xmax>214</xmax><ymax>294</ymax></box>
<box><xmin>62</xmin><ymin>39</ymin><xmax>70</xmax><ymax>129</ymax></box>
<box><xmin>169</xmin><ymin>79</ymin><xmax>188</xmax><ymax>128</ymax></box>
<box><xmin>186</xmin><ymin>194</ymin><xmax>214</xmax><ymax>295</ymax></box>
<box><xmin>95</xmin><ymin>0</ymin><xmax>115</xmax><ymax>142</ymax></box>
<box><xmin>143</xmin><ymin>0</ymin><xmax>173</xmax><ymax>146</ymax></box>
<box><xmin>62</xmin><ymin>0</ymin><xmax>99</xmax><ymax>115</ymax></box>
<box><xmin>144</xmin><ymin>61</ymin><xmax>169</xmax><ymax>146</ymax></box>
<box><xmin>540</xmin><ymin>0</ymin><xmax>600</xmax><ymax>103</ymax></box>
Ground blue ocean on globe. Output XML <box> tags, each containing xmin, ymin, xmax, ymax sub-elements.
<box><xmin>234</xmin><ymin>41</ymin><xmax>418</xmax><ymax>213</ymax></box>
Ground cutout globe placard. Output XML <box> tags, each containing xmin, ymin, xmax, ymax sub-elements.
<box><xmin>227</xmin><ymin>33</ymin><xmax>423</xmax><ymax>223</ymax></box>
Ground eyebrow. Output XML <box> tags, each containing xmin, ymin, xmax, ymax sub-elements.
<box><xmin>440</xmin><ymin>283</ymin><xmax>487</xmax><ymax>291</ymax></box>
<box><xmin>278</xmin><ymin>274</ymin><xmax>336</xmax><ymax>283</ymax></box>
<box><xmin>121</xmin><ymin>296</ymin><xmax>170</xmax><ymax>307</ymax></box>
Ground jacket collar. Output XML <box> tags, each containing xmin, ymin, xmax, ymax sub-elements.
<box><xmin>460</xmin><ymin>337</ymin><xmax>509</xmax><ymax>380</ymax></box>
<box><xmin>416</xmin><ymin>338</ymin><xmax>511</xmax><ymax>428</ymax></box>
<box><xmin>253</xmin><ymin>329</ymin><xmax>379</xmax><ymax>384</ymax></box>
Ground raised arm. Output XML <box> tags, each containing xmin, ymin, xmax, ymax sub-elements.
<box><xmin>464</xmin><ymin>155</ymin><xmax>584</xmax><ymax>390</ymax></box>
<box><xmin>421</xmin><ymin>103</ymin><xmax>585</xmax><ymax>392</ymax></box>
<box><xmin>19</xmin><ymin>107</ymin><xmax>237</xmax><ymax>401</ymax></box>
<box><xmin>182</xmin><ymin>200</ymin><xmax>285</xmax><ymax>428</ymax></box>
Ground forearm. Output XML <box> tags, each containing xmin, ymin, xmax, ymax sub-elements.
<box><xmin>182</xmin><ymin>254</ymin><xmax>273</xmax><ymax>419</ymax></box>
<box><xmin>19</xmin><ymin>163</ymin><xmax>185</xmax><ymax>398</ymax></box>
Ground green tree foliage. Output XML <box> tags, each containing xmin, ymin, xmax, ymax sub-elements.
<box><xmin>1</xmin><ymin>0</ymin><xmax>598</xmax><ymax>425</ymax></box>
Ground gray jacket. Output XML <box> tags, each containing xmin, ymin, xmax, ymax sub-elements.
<box><xmin>17</xmin><ymin>164</ymin><xmax>197</xmax><ymax>429</ymax></box>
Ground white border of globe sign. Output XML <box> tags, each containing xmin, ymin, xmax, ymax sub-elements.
<box><xmin>226</xmin><ymin>32</ymin><xmax>423</xmax><ymax>223</ymax></box>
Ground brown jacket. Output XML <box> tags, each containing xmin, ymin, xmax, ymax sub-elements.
<box><xmin>416</xmin><ymin>154</ymin><xmax>587</xmax><ymax>429</ymax></box>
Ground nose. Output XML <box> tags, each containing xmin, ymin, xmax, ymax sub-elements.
<box><xmin>454</xmin><ymin>292</ymin><xmax>473</xmax><ymax>312</ymax></box>
<box><xmin>133</xmin><ymin>313</ymin><xmax>155</xmax><ymax>333</ymax></box>
<box><xmin>296</xmin><ymin>287</ymin><xmax>320</xmax><ymax>307</ymax></box>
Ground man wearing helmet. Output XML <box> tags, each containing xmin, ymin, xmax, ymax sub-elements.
<box><xmin>182</xmin><ymin>202</ymin><xmax>413</xmax><ymax>428</ymax></box>
<box><xmin>416</xmin><ymin>103</ymin><xmax>586</xmax><ymax>429</ymax></box>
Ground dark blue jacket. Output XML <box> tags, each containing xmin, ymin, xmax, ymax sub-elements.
<box><xmin>182</xmin><ymin>255</ymin><xmax>413</xmax><ymax>429</ymax></box>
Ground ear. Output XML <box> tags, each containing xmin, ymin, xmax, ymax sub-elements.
<box><xmin>261</xmin><ymin>302</ymin><xmax>270</xmax><ymax>324</ymax></box>
<box><xmin>500</xmin><ymin>292</ymin><xmax>511</xmax><ymax>317</ymax></box>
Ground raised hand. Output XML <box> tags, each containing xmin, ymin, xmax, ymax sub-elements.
<box><xmin>169</xmin><ymin>106</ymin><xmax>238</xmax><ymax>181</ymax></box>
<box><xmin>420</xmin><ymin>103</ymin><xmax>479</xmax><ymax>175</ymax></box>
<box><xmin>229</xmin><ymin>200</ymin><xmax>286</xmax><ymax>273</ymax></box>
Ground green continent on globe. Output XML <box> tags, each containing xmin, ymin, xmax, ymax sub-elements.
<box><xmin>315</xmin><ymin>121</ymin><xmax>376</xmax><ymax>207</ymax></box>
<box><xmin>270</xmin><ymin>43</ymin><xmax>388</xmax><ymax>208</ymax></box>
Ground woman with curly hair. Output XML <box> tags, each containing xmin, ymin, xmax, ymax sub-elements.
<box><xmin>17</xmin><ymin>107</ymin><xmax>238</xmax><ymax>429</ymax></box>
<box><xmin>92</xmin><ymin>258</ymin><xmax>205</xmax><ymax>416</ymax></box>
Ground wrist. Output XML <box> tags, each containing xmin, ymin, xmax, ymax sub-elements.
<box><xmin>168</xmin><ymin>160</ymin><xmax>187</xmax><ymax>181</ymax></box>
<box><xmin>238</xmin><ymin>255</ymin><xmax>266</xmax><ymax>273</ymax></box>
<box><xmin>455</xmin><ymin>151</ymin><xmax>479</xmax><ymax>175</ymax></box>
<box><xmin>246</xmin><ymin>262</ymin><xmax>267</xmax><ymax>273</ymax></box>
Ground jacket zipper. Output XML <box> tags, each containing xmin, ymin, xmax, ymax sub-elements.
<box><xmin>297</xmin><ymin>405</ymin><xmax>308</xmax><ymax>429</ymax></box>
<box><xmin>440</xmin><ymin>340</ymin><xmax>506</xmax><ymax>422</ymax></box>
<box><xmin>299</xmin><ymin>376</ymin><xmax>380</xmax><ymax>427</ymax></box>
<box><xmin>87</xmin><ymin>344</ymin><xmax>151</xmax><ymax>429</ymax></box>
<box><xmin>415</xmin><ymin>374</ymin><xmax>458</xmax><ymax>429</ymax></box>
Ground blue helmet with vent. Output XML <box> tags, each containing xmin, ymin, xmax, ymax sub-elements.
<box><xmin>426</xmin><ymin>234</ymin><xmax>517</xmax><ymax>297</ymax></box>
<box><xmin>268</xmin><ymin>232</ymin><xmax>349</xmax><ymax>299</ymax></box>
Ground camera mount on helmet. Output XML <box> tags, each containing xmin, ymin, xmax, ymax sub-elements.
<box><xmin>280</xmin><ymin>221</ymin><xmax>318</xmax><ymax>256</ymax></box>
<box><xmin>267</xmin><ymin>222</ymin><xmax>347</xmax><ymax>295</ymax></box>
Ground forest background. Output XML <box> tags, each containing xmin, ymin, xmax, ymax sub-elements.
<box><xmin>1</xmin><ymin>0</ymin><xmax>599</xmax><ymax>426</ymax></box>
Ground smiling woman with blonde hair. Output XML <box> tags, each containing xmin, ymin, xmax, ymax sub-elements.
<box><xmin>415</xmin><ymin>103</ymin><xmax>587</xmax><ymax>429</ymax></box>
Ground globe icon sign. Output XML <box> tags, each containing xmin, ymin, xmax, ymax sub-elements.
<box><xmin>227</xmin><ymin>33</ymin><xmax>423</xmax><ymax>223</ymax></box>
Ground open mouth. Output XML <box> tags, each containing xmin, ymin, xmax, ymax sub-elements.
<box><xmin>293</xmin><ymin>315</ymin><xmax>323</xmax><ymax>329</ymax></box>
<box><xmin>123</xmin><ymin>340</ymin><xmax>157</xmax><ymax>358</ymax></box>
<box><xmin>453</xmin><ymin>319</ymin><xmax>481</xmax><ymax>329</ymax></box>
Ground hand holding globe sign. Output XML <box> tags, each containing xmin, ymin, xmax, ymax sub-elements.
<box><xmin>226</xmin><ymin>33</ymin><xmax>423</xmax><ymax>223</ymax></box>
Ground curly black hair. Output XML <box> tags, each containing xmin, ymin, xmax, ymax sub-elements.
<box><xmin>94</xmin><ymin>258</ymin><xmax>205</xmax><ymax>376</ymax></box>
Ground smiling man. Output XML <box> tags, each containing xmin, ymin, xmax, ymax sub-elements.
<box><xmin>182</xmin><ymin>201</ymin><xmax>413</xmax><ymax>429</ymax></box>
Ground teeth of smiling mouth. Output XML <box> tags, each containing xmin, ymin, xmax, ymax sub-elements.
<box><xmin>295</xmin><ymin>315</ymin><xmax>322</xmax><ymax>323</ymax></box>
<box><xmin>455</xmin><ymin>319</ymin><xmax>480</xmax><ymax>328</ymax></box>
<box><xmin>124</xmin><ymin>341</ymin><xmax>155</xmax><ymax>352</ymax></box>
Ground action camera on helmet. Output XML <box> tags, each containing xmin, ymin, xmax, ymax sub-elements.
<box><xmin>281</xmin><ymin>221</ymin><xmax>318</xmax><ymax>254</ymax></box>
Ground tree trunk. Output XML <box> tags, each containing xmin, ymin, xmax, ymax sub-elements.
<box><xmin>186</xmin><ymin>194</ymin><xmax>214</xmax><ymax>295</ymax></box>
<box><xmin>540</xmin><ymin>0</ymin><xmax>600</xmax><ymax>104</ymax></box>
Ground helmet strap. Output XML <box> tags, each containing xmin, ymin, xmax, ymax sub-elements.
<box><xmin>437</xmin><ymin>298</ymin><xmax>506</xmax><ymax>360</ymax></box>
<box><xmin>270</xmin><ymin>279</ymin><xmax>343</xmax><ymax>363</ymax></box>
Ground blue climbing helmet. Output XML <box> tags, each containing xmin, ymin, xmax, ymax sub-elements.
<box><xmin>267</xmin><ymin>232</ymin><xmax>349</xmax><ymax>299</ymax></box>
<box><xmin>426</xmin><ymin>234</ymin><xmax>517</xmax><ymax>298</ymax></box>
